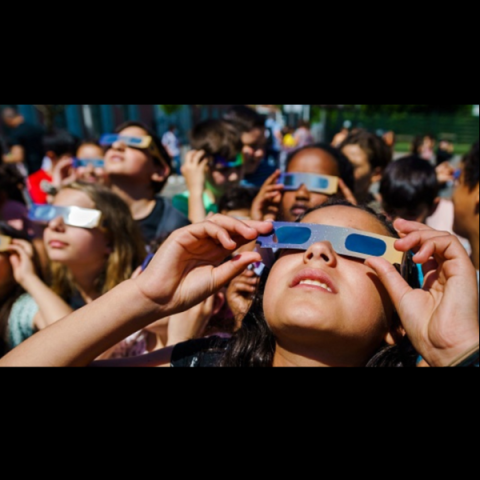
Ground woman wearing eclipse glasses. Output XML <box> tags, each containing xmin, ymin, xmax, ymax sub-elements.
<box><xmin>1</xmin><ymin>198</ymin><xmax>478</xmax><ymax>368</ymax></box>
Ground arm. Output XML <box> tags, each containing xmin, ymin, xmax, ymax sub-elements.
<box><xmin>0</xmin><ymin>216</ymin><xmax>273</xmax><ymax>367</ymax></box>
<box><xmin>8</xmin><ymin>240</ymin><xmax>73</xmax><ymax>330</ymax></box>
<box><xmin>181</xmin><ymin>149</ymin><xmax>209</xmax><ymax>223</ymax></box>
<box><xmin>3</xmin><ymin>145</ymin><xmax>25</xmax><ymax>164</ymax></box>
<box><xmin>366</xmin><ymin>220</ymin><xmax>479</xmax><ymax>367</ymax></box>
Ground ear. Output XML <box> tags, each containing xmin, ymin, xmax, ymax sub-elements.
<box><xmin>212</xmin><ymin>291</ymin><xmax>226</xmax><ymax>316</ymax></box>
<box><xmin>371</xmin><ymin>167</ymin><xmax>383</xmax><ymax>184</ymax></box>
<box><xmin>151</xmin><ymin>162</ymin><xmax>170</xmax><ymax>183</ymax></box>
<box><xmin>429</xmin><ymin>197</ymin><xmax>441</xmax><ymax>217</ymax></box>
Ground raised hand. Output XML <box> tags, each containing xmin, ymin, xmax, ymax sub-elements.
<box><xmin>7</xmin><ymin>239</ymin><xmax>37</xmax><ymax>287</ymax></box>
<box><xmin>181</xmin><ymin>149</ymin><xmax>208</xmax><ymax>195</ymax></box>
<box><xmin>250</xmin><ymin>170</ymin><xmax>284</xmax><ymax>221</ymax></box>
<box><xmin>365</xmin><ymin>219</ymin><xmax>479</xmax><ymax>367</ymax></box>
<box><xmin>134</xmin><ymin>215</ymin><xmax>273</xmax><ymax>317</ymax></box>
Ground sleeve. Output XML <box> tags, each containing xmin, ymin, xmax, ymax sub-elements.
<box><xmin>8</xmin><ymin>294</ymin><xmax>39</xmax><ymax>349</ymax></box>
<box><xmin>172</xmin><ymin>193</ymin><xmax>189</xmax><ymax>218</ymax></box>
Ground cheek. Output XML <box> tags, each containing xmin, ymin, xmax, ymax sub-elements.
<box><xmin>212</xmin><ymin>172</ymin><xmax>226</xmax><ymax>184</ymax></box>
<box><xmin>309</xmin><ymin>193</ymin><xmax>330</xmax><ymax>208</ymax></box>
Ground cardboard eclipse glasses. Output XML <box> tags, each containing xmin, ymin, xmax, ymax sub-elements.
<box><xmin>256</xmin><ymin>222</ymin><xmax>404</xmax><ymax>267</ymax></box>
<box><xmin>278</xmin><ymin>172</ymin><xmax>339</xmax><ymax>195</ymax></box>
<box><xmin>28</xmin><ymin>204</ymin><xmax>103</xmax><ymax>229</ymax></box>
<box><xmin>100</xmin><ymin>134</ymin><xmax>167</xmax><ymax>166</ymax></box>
<box><xmin>0</xmin><ymin>235</ymin><xmax>12</xmax><ymax>252</ymax></box>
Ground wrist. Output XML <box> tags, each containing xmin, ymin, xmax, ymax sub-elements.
<box><xmin>424</xmin><ymin>330</ymin><xmax>480</xmax><ymax>367</ymax></box>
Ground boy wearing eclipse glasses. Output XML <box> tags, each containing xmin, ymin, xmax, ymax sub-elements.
<box><xmin>173</xmin><ymin>119</ymin><xmax>245</xmax><ymax>224</ymax></box>
<box><xmin>102</xmin><ymin>121</ymin><xmax>190</xmax><ymax>244</ymax></box>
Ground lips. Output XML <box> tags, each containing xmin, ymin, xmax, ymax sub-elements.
<box><xmin>48</xmin><ymin>240</ymin><xmax>69</xmax><ymax>249</ymax></box>
<box><xmin>290</xmin><ymin>268</ymin><xmax>337</xmax><ymax>294</ymax></box>
<box><xmin>290</xmin><ymin>203</ymin><xmax>309</xmax><ymax>218</ymax></box>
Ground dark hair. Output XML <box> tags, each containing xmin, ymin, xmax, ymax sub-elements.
<box><xmin>0</xmin><ymin>223</ymin><xmax>43</xmax><ymax>357</ymax></box>
<box><xmin>190</xmin><ymin>119</ymin><xmax>243</xmax><ymax>160</ymax></box>
<box><xmin>223</xmin><ymin>105</ymin><xmax>266</xmax><ymax>133</ymax></box>
<box><xmin>462</xmin><ymin>140</ymin><xmax>479</xmax><ymax>190</ymax></box>
<box><xmin>339</xmin><ymin>129</ymin><xmax>392</xmax><ymax>172</ymax></box>
<box><xmin>0</xmin><ymin>164</ymin><xmax>27</xmax><ymax>205</ymax></box>
<box><xmin>43</xmin><ymin>129</ymin><xmax>79</xmax><ymax>158</ymax></box>
<box><xmin>411</xmin><ymin>134</ymin><xmax>436</xmax><ymax>156</ymax></box>
<box><xmin>380</xmin><ymin>155</ymin><xmax>439</xmax><ymax>220</ymax></box>
<box><xmin>219</xmin><ymin>199</ymin><xmax>420</xmax><ymax>367</ymax></box>
<box><xmin>115</xmin><ymin>121</ymin><xmax>172</xmax><ymax>193</ymax></box>
<box><xmin>218</xmin><ymin>187</ymin><xmax>256</xmax><ymax>214</ymax></box>
<box><xmin>286</xmin><ymin>143</ymin><xmax>355</xmax><ymax>192</ymax></box>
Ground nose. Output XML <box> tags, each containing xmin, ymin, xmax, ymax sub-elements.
<box><xmin>303</xmin><ymin>241</ymin><xmax>337</xmax><ymax>267</ymax></box>
<box><xmin>111</xmin><ymin>139</ymin><xmax>127</xmax><ymax>152</ymax></box>
<box><xmin>47</xmin><ymin>215</ymin><xmax>66</xmax><ymax>232</ymax></box>
<box><xmin>295</xmin><ymin>184</ymin><xmax>311</xmax><ymax>201</ymax></box>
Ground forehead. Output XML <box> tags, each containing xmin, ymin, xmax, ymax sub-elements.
<box><xmin>288</xmin><ymin>148</ymin><xmax>339</xmax><ymax>176</ymax></box>
<box><xmin>77</xmin><ymin>144</ymin><xmax>104</xmax><ymax>158</ymax></box>
<box><xmin>118</xmin><ymin>126</ymin><xmax>148</xmax><ymax>138</ymax></box>
<box><xmin>242</xmin><ymin>127</ymin><xmax>266</xmax><ymax>146</ymax></box>
<box><xmin>302</xmin><ymin>206</ymin><xmax>392</xmax><ymax>237</ymax></box>
<box><xmin>342</xmin><ymin>144</ymin><xmax>368</xmax><ymax>164</ymax></box>
<box><xmin>54</xmin><ymin>188</ymin><xmax>96</xmax><ymax>210</ymax></box>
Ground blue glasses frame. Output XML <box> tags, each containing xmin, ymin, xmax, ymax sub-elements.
<box><xmin>278</xmin><ymin>173</ymin><xmax>339</xmax><ymax>195</ymax></box>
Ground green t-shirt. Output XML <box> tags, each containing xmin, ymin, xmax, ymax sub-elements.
<box><xmin>172</xmin><ymin>191</ymin><xmax>218</xmax><ymax>218</ymax></box>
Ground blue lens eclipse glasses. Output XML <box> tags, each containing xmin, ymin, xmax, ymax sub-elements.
<box><xmin>256</xmin><ymin>222</ymin><xmax>404</xmax><ymax>267</ymax></box>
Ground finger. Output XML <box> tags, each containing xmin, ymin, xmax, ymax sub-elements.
<box><xmin>393</xmin><ymin>218</ymin><xmax>436</xmax><ymax>235</ymax></box>
<box><xmin>208</xmin><ymin>215</ymin><xmax>274</xmax><ymax>240</ymax></box>
<box><xmin>11</xmin><ymin>239</ymin><xmax>34</xmax><ymax>257</ymax></box>
<box><xmin>365</xmin><ymin>257</ymin><xmax>412</xmax><ymax>313</ymax></box>
<box><xmin>232</xmin><ymin>283</ymin><xmax>257</xmax><ymax>294</ymax></box>
<box><xmin>213</xmin><ymin>251</ymin><xmax>263</xmax><ymax>290</ymax></box>
<box><xmin>395</xmin><ymin>230</ymin><xmax>453</xmax><ymax>257</ymax></box>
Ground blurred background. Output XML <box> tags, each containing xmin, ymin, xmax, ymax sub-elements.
<box><xmin>1</xmin><ymin>104</ymin><xmax>478</xmax><ymax>155</ymax></box>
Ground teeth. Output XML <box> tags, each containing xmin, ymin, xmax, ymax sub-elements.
<box><xmin>299</xmin><ymin>280</ymin><xmax>332</xmax><ymax>292</ymax></box>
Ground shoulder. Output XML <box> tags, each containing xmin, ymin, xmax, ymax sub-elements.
<box><xmin>8</xmin><ymin>293</ymin><xmax>39</xmax><ymax>348</ymax></box>
<box><xmin>171</xmin><ymin>336</ymin><xmax>230</xmax><ymax>367</ymax></box>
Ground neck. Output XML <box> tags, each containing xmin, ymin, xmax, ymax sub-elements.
<box><xmin>272</xmin><ymin>339</ymin><xmax>371</xmax><ymax>367</ymax></box>
<box><xmin>68</xmin><ymin>262</ymin><xmax>106</xmax><ymax>303</ymax></box>
<box><xmin>110</xmin><ymin>181</ymin><xmax>156</xmax><ymax>220</ymax></box>
<box><xmin>469</xmin><ymin>229</ymin><xmax>479</xmax><ymax>270</ymax></box>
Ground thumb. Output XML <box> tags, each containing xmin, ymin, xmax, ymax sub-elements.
<box><xmin>212</xmin><ymin>252</ymin><xmax>262</xmax><ymax>290</ymax></box>
<box><xmin>365</xmin><ymin>257</ymin><xmax>412</xmax><ymax>312</ymax></box>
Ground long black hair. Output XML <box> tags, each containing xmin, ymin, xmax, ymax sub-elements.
<box><xmin>219</xmin><ymin>199</ymin><xmax>420</xmax><ymax>367</ymax></box>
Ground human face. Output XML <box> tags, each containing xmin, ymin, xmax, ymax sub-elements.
<box><xmin>206</xmin><ymin>163</ymin><xmax>243</xmax><ymax>196</ymax></box>
<box><xmin>242</xmin><ymin>128</ymin><xmax>267</xmax><ymax>174</ymax></box>
<box><xmin>341</xmin><ymin>144</ymin><xmax>372</xmax><ymax>199</ymax></box>
<box><xmin>75</xmin><ymin>144</ymin><xmax>108</xmax><ymax>185</ymax></box>
<box><xmin>43</xmin><ymin>189</ymin><xmax>111</xmax><ymax>268</ymax></box>
<box><xmin>104</xmin><ymin>126</ymin><xmax>168</xmax><ymax>184</ymax></box>
<box><xmin>263</xmin><ymin>206</ymin><xmax>396</xmax><ymax>366</ymax></box>
<box><xmin>281</xmin><ymin>148</ymin><xmax>340</xmax><ymax>222</ymax></box>
<box><xmin>452</xmin><ymin>165</ymin><xmax>479</xmax><ymax>239</ymax></box>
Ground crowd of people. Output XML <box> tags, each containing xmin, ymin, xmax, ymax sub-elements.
<box><xmin>0</xmin><ymin>105</ymin><xmax>478</xmax><ymax>367</ymax></box>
